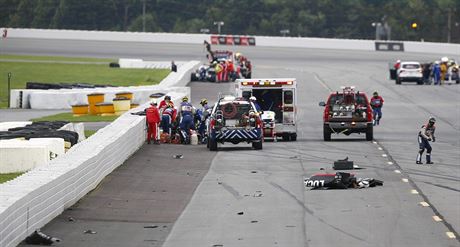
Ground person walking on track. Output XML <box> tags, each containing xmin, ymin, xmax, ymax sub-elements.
<box><xmin>416</xmin><ymin>117</ymin><xmax>436</xmax><ymax>164</ymax></box>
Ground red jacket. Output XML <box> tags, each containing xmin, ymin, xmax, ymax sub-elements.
<box><xmin>159</xmin><ymin>100</ymin><xmax>174</xmax><ymax>111</ymax></box>
<box><xmin>146</xmin><ymin>106</ymin><xmax>160</xmax><ymax>123</ymax></box>
<box><xmin>370</xmin><ymin>96</ymin><xmax>384</xmax><ymax>108</ymax></box>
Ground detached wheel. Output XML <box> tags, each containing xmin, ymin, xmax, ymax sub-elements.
<box><xmin>323</xmin><ymin>124</ymin><xmax>331</xmax><ymax>141</ymax></box>
<box><xmin>209</xmin><ymin>138</ymin><xmax>218</xmax><ymax>151</ymax></box>
<box><xmin>252</xmin><ymin>140</ymin><xmax>263</xmax><ymax>150</ymax></box>
<box><xmin>366</xmin><ymin>124</ymin><xmax>373</xmax><ymax>141</ymax></box>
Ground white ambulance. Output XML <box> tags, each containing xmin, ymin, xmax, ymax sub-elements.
<box><xmin>235</xmin><ymin>78</ymin><xmax>298</xmax><ymax>141</ymax></box>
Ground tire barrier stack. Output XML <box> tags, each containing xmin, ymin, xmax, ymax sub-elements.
<box><xmin>211</xmin><ymin>35</ymin><xmax>256</xmax><ymax>46</ymax></box>
<box><xmin>10</xmin><ymin>60</ymin><xmax>199</xmax><ymax>109</ymax></box>
<box><xmin>0</xmin><ymin>121</ymin><xmax>85</xmax><ymax>174</ymax></box>
<box><xmin>26</xmin><ymin>82</ymin><xmax>115</xmax><ymax>90</ymax></box>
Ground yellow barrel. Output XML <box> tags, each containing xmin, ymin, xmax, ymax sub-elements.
<box><xmin>116</xmin><ymin>92</ymin><xmax>133</xmax><ymax>101</ymax></box>
<box><xmin>130</xmin><ymin>103</ymin><xmax>139</xmax><ymax>109</ymax></box>
<box><xmin>113</xmin><ymin>97</ymin><xmax>131</xmax><ymax>115</ymax></box>
<box><xmin>96</xmin><ymin>102</ymin><xmax>115</xmax><ymax>115</ymax></box>
<box><xmin>87</xmin><ymin>93</ymin><xmax>104</xmax><ymax>115</ymax></box>
<box><xmin>71</xmin><ymin>104</ymin><xmax>89</xmax><ymax>116</ymax></box>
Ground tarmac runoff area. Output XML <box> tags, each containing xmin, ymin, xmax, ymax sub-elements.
<box><xmin>4</xmin><ymin>39</ymin><xmax>459</xmax><ymax>247</ymax></box>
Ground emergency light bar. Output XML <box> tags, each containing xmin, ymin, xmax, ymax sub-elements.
<box><xmin>241</xmin><ymin>80</ymin><xmax>293</xmax><ymax>86</ymax></box>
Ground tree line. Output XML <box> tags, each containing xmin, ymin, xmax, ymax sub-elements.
<box><xmin>1</xmin><ymin>0</ymin><xmax>459</xmax><ymax>43</ymax></box>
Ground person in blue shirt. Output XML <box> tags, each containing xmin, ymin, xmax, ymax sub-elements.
<box><xmin>432</xmin><ymin>62</ymin><xmax>441</xmax><ymax>85</ymax></box>
<box><xmin>178</xmin><ymin>96</ymin><xmax>196</xmax><ymax>144</ymax></box>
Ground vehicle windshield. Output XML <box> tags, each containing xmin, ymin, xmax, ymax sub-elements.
<box><xmin>329</xmin><ymin>94</ymin><xmax>367</xmax><ymax>106</ymax></box>
<box><xmin>402</xmin><ymin>64</ymin><xmax>420</xmax><ymax>69</ymax></box>
<box><xmin>218</xmin><ymin>102</ymin><xmax>252</xmax><ymax>120</ymax></box>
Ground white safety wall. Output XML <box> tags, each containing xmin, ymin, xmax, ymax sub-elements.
<box><xmin>4</xmin><ymin>28</ymin><xmax>459</xmax><ymax>55</ymax></box>
<box><xmin>0</xmin><ymin>108</ymin><xmax>145</xmax><ymax>246</ymax></box>
<box><xmin>0</xmin><ymin>67</ymin><xmax>190</xmax><ymax>246</ymax></box>
<box><xmin>9</xmin><ymin>60</ymin><xmax>199</xmax><ymax>109</ymax></box>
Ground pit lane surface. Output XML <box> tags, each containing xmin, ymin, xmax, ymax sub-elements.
<box><xmin>4</xmin><ymin>39</ymin><xmax>459</xmax><ymax>247</ymax></box>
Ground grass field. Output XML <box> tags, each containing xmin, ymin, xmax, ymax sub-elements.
<box><xmin>85</xmin><ymin>130</ymin><xmax>98</xmax><ymax>138</ymax></box>
<box><xmin>31</xmin><ymin>112</ymin><xmax>119</xmax><ymax>122</ymax></box>
<box><xmin>0</xmin><ymin>54</ymin><xmax>170</xmax><ymax>107</ymax></box>
<box><xmin>0</xmin><ymin>172</ymin><xmax>23</xmax><ymax>184</ymax></box>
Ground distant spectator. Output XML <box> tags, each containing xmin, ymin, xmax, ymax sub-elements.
<box><xmin>171</xmin><ymin>61</ymin><xmax>177</xmax><ymax>72</ymax></box>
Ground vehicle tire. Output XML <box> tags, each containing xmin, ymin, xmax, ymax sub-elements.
<box><xmin>206</xmin><ymin>136</ymin><xmax>210</xmax><ymax>149</ymax></box>
<box><xmin>417</xmin><ymin>79</ymin><xmax>423</xmax><ymax>85</ymax></box>
<box><xmin>290</xmin><ymin>133</ymin><xmax>297</xmax><ymax>141</ymax></box>
<box><xmin>209</xmin><ymin>138</ymin><xmax>218</xmax><ymax>151</ymax></box>
<box><xmin>282</xmin><ymin>133</ymin><xmax>289</xmax><ymax>141</ymax></box>
<box><xmin>323</xmin><ymin>124</ymin><xmax>331</xmax><ymax>141</ymax></box>
<box><xmin>396</xmin><ymin>78</ymin><xmax>401</xmax><ymax>85</ymax></box>
<box><xmin>252</xmin><ymin>140</ymin><xmax>263</xmax><ymax>150</ymax></box>
<box><xmin>366</xmin><ymin>124</ymin><xmax>373</xmax><ymax>141</ymax></box>
<box><xmin>456</xmin><ymin>79</ymin><xmax>459</xmax><ymax>84</ymax></box>
<box><xmin>191</xmin><ymin>73</ymin><xmax>197</xmax><ymax>82</ymax></box>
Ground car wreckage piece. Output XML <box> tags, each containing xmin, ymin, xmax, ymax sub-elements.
<box><xmin>304</xmin><ymin>172</ymin><xmax>383</xmax><ymax>189</ymax></box>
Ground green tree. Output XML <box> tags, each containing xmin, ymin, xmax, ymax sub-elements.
<box><xmin>128</xmin><ymin>13</ymin><xmax>162</xmax><ymax>32</ymax></box>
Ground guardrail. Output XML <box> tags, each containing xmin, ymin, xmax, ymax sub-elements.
<box><xmin>0</xmin><ymin>61</ymin><xmax>197</xmax><ymax>246</ymax></box>
<box><xmin>3</xmin><ymin>28</ymin><xmax>458</xmax><ymax>55</ymax></box>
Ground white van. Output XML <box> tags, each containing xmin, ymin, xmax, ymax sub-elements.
<box><xmin>235</xmin><ymin>78</ymin><xmax>297</xmax><ymax>141</ymax></box>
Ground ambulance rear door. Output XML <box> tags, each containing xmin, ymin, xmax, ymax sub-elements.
<box><xmin>282</xmin><ymin>88</ymin><xmax>296</xmax><ymax>126</ymax></box>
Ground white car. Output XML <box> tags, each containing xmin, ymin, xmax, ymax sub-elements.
<box><xmin>396</xmin><ymin>62</ymin><xmax>423</xmax><ymax>85</ymax></box>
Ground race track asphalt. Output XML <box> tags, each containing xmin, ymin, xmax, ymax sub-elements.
<box><xmin>4</xmin><ymin>38</ymin><xmax>459</xmax><ymax>247</ymax></box>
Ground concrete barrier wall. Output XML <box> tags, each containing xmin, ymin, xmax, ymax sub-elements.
<box><xmin>0</xmin><ymin>108</ymin><xmax>145</xmax><ymax>246</ymax></box>
<box><xmin>0</xmin><ymin>92</ymin><xmax>190</xmax><ymax>247</ymax></box>
<box><xmin>0</xmin><ymin>60</ymin><xmax>191</xmax><ymax>246</ymax></box>
<box><xmin>9</xmin><ymin>60</ymin><xmax>199</xmax><ymax>109</ymax></box>
<box><xmin>4</xmin><ymin>28</ymin><xmax>459</xmax><ymax>55</ymax></box>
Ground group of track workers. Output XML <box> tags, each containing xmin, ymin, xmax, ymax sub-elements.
<box><xmin>204</xmin><ymin>40</ymin><xmax>252</xmax><ymax>82</ymax></box>
<box><xmin>144</xmin><ymin>42</ymin><xmax>439</xmax><ymax>166</ymax></box>
<box><xmin>394</xmin><ymin>56</ymin><xmax>458</xmax><ymax>85</ymax></box>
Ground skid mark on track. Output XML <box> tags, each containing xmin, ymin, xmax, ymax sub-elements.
<box><xmin>421</xmin><ymin>181</ymin><xmax>460</xmax><ymax>193</ymax></box>
<box><xmin>269</xmin><ymin>181</ymin><xmax>367</xmax><ymax>243</ymax></box>
<box><xmin>219</xmin><ymin>182</ymin><xmax>243</xmax><ymax>200</ymax></box>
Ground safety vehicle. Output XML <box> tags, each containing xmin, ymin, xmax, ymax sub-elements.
<box><xmin>395</xmin><ymin>61</ymin><xmax>423</xmax><ymax>85</ymax></box>
<box><xmin>319</xmin><ymin>86</ymin><xmax>373</xmax><ymax>141</ymax></box>
<box><xmin>235</xmin><ymin>78</ymin><xmax>297</xmax><ymax>141</ymax></box>
<box><xmin>206</xmin><ymin>94</ymin><xmax>263</xmax><ymax>151</ymax></box>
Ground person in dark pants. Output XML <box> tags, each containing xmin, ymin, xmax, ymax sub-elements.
<box><xmin>370</xmin><ymin>91</ymin><xmax>384</xmax><ymax>125</ymax></box>
<box><xmin>146</xmin><ymin>101</ymin><xmax>161</xmax><ymax>144</ymax></box>
<box><xmin>171</xmin><ymin>61</ymin><xmax>177</xmax><ymax>72</ymax></box>
<box><xmin>178</xmin><ymin>96</ymin><xmax>195</xmax><ymax>144</ymax></box>
<box><xmin>416</xmin><ymin>117</ymin><xmax>436</xmax><ymax>164</ymax></box>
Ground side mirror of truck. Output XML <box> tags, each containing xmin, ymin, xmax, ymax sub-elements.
<box><xmin>319</xmin><ymin>101</ymin><xmax>326</xmax><ymax>107</ymax></box>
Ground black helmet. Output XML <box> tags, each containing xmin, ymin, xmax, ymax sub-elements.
<box><xmin>428</xmin><ymin>117</ymin><xmax>436</xmax><ymax>124</ymax></box>
<box><xmin>164</xmin><ymin>95</ymin><xmax>171</xmax><ymax>100</ymax></box>
<box><xmin>373</xmin><ymin>91</ymin><xmax>378</xmax><ymax>96</ymax></box>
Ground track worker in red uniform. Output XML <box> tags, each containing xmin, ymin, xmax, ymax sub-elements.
<box><xmin>370</xmin><ymin>91</ymin><xmax>384</xmax><ymax>126</ymax></box>
<box><xmin>146</xmin><ymin>101</ymin><xmax>161</xmax><ymax>144</ymax></box>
